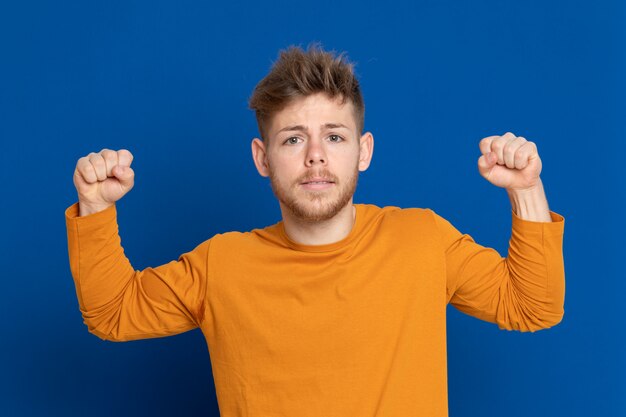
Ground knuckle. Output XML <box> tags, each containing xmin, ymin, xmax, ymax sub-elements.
<box><xmin>101</xmin><ymin>149</ymin><xmax>115</xmax><ymax>158</ymax></box>
<box><xmin>479</xmin><ymin>136</ymin><xmax>497</xmax><ymax>150</ymax></box>
<box><xmin>102</xmin><ymin>150</ymin><xmax>118</xmax><ymax>166</ymax></box>
<box><xmin>522</xmin><ymin>141</ymin><xmax>537</xmax><ymax>153</ymax></box>
<box><xmin>77</xmin><ymin>162</ymin><xmax>89</xmax><ymax>174</ymax></box>
<box><xmin>81</xmin><ymin>166</ymin><xmax>96</xmax><ymax>181</ymax></box>
<box><xmin>506</xmin><ymin>142</ymin><xmax>519</xmax><ymax>154</ymax></box>
<box><xmin>118</xmin><ymin>149</ymin><xmax>134</xmax><ymax>163</ymax></box>
<box><xmin>90</xmin><ymin>156</ymin><xmax>105</xmax><ymax>167</ymax></box>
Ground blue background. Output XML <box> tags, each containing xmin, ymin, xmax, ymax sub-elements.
<box><xmin>1</xmin><ymin>1</ymin><xmax>624</xmax><ymax>416</ymax></box>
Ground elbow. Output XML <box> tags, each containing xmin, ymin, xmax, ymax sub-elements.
<box><xmin>525</xmin><ymin>309</ymin><xmax>564</xmax><ymax>332</ymax></box>
<box><xmin>497</xmin><ymin>303</ymin><xmax>565</xmax><ymax>332</ymax></box>
<box><xmin>499</xmin><ymin>269</ymin><xmax>566</xmax><ymax>332</ymax></box>
<box><xmin>86</xmin><ymin>324</ymin><xmax>127</xmax><ymax>342</ymax></box>
<box><xmin>81</xmin><ymin>308</ymin><xmax>129</xmax><ymax>342</ymax></box>
<box><xmin>522</xmin><ymin>287</ymin><xmax>566</xmax><ymax>332</ymax></box>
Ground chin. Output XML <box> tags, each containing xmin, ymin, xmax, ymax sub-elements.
<box><xmin>284</xmin><ymin>194</ymin><xmax>353</xmax><ymax>223</ymax></box>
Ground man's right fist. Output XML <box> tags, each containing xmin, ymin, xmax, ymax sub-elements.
<box><xmin>73</xmin><ymin>149</ymin><xmax>135</xmax><ymax>216</ymax></box>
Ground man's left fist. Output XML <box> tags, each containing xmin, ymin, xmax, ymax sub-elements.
<box><xmin>477</xmin><ymin>132</ymin><xmax>543</xmax><ymax>191</ymax></box>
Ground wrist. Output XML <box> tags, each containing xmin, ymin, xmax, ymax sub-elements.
<box><xmin>506</xmin><ymin>179</ymin><xmax>552</xmax><ymax>222</ymax></box>
<box><xmin>506</xmin><ymin>178</ymin><xmax>544</xmax><ymax>198</ymax></box>
<box><xmin>78</xmin><ymin>201</ymin><xmax>113</xmax><ymax>217</ymax></box>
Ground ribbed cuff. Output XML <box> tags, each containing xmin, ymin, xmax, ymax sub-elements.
<box><xmin>65</xmin><ymin>202</ymin><xmax>117</xmax><ymax>231</ymax></box>
<box><xmin>511</xmin><ymin>209</ymin><xmax>565</xmax><ymax>238</ymax></box>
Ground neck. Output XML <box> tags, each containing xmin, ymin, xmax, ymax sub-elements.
<box><xmin>280</xmin><ymin>201</ymin><xmax>356</xmax><ymax>246</ymax></box>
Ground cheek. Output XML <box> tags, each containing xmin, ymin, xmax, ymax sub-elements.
<box><xmin>268</xmin><ymin>156</ymin><xmax>299</xmax><ymax>180</ymax></box>
<box><xmin>335</xmin><ymin>147</ymin><xmax>361</xmax><ymax>168</ymax></box>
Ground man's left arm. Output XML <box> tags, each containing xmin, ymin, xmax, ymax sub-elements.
<box><xmin>443</xmin><ymin>132</ymin><xmax>565</xmax><ymax>332</ymax></box>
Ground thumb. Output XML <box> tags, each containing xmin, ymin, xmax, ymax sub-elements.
<box><xmin>112</xmin><ymin>165</ymin><xmax>135</xmax><ymax>189</ymax></box>
<box><xmin>477</xmin><ymin>152</ymin><xmax>497</xmax><ymax>179</ymax></box>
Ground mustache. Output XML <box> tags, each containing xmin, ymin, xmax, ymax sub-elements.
<box><xmin>297</xmin><ymin>170</ymin><xmax>338</xmax><ymax>184</ymax></box>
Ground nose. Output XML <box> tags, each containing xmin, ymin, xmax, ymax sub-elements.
<box><xmin>305</xmin><ymin>138</ymin><xmax>327</xmax><ymax>167</ymax></box>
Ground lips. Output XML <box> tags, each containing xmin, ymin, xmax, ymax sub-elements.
<box><xmin>302</xmin><ymin>180</ymin><xmax>334</xmax><ymax>184</ymax></box>
<box><xmin>299</xmin><ymin>176</ymin><xmax>336</xmax><ymax>191</ymax></box>
<box><xmin>301</xmin><ymin>177</ymin><xmax>335</xmax><ymax>184</ymax></box>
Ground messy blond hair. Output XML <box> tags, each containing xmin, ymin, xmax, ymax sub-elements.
<box><xmin>248</xmin><ymin>43</ymin><xmax>365</xmax><ymax>142</ymax></box>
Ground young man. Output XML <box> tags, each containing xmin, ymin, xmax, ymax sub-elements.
<box><xmin>65</xmin><ymin>45</ymin><xmax>565</xmax><ymax>416</ymax></box>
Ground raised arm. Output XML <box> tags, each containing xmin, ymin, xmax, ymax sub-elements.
<box><xmin>66</xmin><ymin>149</ymin><xmax>208</xmax><ymax>341</ymax></box>
<box><xmin>442</xmin><ymin>132</ymin><xmax>565</xmax><ymax>332</ymax></box>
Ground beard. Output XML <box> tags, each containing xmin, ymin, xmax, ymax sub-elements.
<box><xmin>268</xmin><ymin>163</ymin><xmax>359</xmax><ymax>223</ymax></box>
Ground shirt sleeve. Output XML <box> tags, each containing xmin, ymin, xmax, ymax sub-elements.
<box><xmin>432</xmin><ymin>209</ymin><xmax>565</xmax><ymax>332</ymax></box>
<box><xmin>65</xmin><ymin>202</ymin><xmax>209</xmax><ymax>341</ymax></box>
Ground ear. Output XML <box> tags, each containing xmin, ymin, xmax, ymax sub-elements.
<box><xmin>251</xmin><ymin>137</ymin><xmax>270</xmax><ymax>177</ymax></box>
<box><xmin>358</xmin><ymin>131</ymin><xmax>374</xmax><ymax>172</ymax></box>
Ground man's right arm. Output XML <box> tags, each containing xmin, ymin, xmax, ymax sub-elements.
<box><xmin>66</xmin><ymin>149</ymin><xmax>209</xmax><ymax>341</ymax></box>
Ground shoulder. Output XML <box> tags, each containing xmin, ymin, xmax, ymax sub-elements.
<box><xmin>354</xmin><ymin>204</ymin><xmax>444</xmax><ymax>241</ymax></box>
<box><xmin>208</xmin><ymin>222</ymin><xmax>286</xmax><ymax>252</ymax></box>
<box><xmin>357</xmin><ymin>203</ymin><xmax>436</xmax><ymax>225</ymax></box>
<box><xmin>353</xmin><ymin>204</ymin><xmax>450</xmax><ymax>253</ymax></box>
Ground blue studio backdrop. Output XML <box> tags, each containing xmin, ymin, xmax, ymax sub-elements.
<box><xmin>1</xmin><ymin>1</ymin><xmax>624</xmax><ymax>416</ymax></box>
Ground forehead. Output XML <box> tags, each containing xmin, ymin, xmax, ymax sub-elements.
<box><xmin>267</xmin><ymin>93</ymin><xmax>356</xmax><ymax>137</ymax></box>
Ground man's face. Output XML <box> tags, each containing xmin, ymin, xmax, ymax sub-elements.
<box><xmin>252</xmin><ymin>92</ymin><xmax>373</xmax><ymax>222</ymax></box>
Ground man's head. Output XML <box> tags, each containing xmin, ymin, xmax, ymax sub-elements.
<box><xmin>248</xmin><ymin>43</ymin><xmax>365</xmax><ymax>144</ymax></box>
<box><xmin>249</xmin><ymin>44</ymin><xmax>373</xmax><ymax>223</ymax></box>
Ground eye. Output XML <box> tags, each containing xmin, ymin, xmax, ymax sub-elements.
<box><xmin>284</xmin><ymin>137</ymin><xmax>302</xmax><ymax>145</ymax></box>
<box><xmin>328</xmin><ymin>134</ymin><xmax>344</xmax><ymax>143</ymax></box>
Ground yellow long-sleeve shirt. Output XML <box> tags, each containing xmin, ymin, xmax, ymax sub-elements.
<box><xmin>65</xmin><ymin>202</ymin><xmax>565</xmax><ymax>416</ymax></box>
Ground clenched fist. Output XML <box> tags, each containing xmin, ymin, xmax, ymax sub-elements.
<box><xmin>73</xmin><ymin>149</ymin><xmax>135</xmax><ymax>216</ymax></box>
<box><xmin>477</xmin><ymin>132</ymin><xmax>542</xmax><ymax>191</ymax></box>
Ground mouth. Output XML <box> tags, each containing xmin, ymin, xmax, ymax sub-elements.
<box><xmin>300</xmin><ymin>178</ymin><xmax>335</xmax><ymax>190</ymax></box>
<box><xmin>300</xmin><ymin>176</ymin><xmax>336</xmax><ymax>185</ymax></box>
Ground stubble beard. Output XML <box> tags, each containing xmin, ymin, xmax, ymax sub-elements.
<box><xmin>268</xmin><ymin>163</ymin><xmax>359</xmax><ymax>223</ymax></box>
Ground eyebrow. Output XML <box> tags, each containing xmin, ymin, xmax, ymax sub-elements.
<box><xmin>277</xmin><ymin>123</ymin><xmax>350</xmax><ymax>134</ymax></box>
